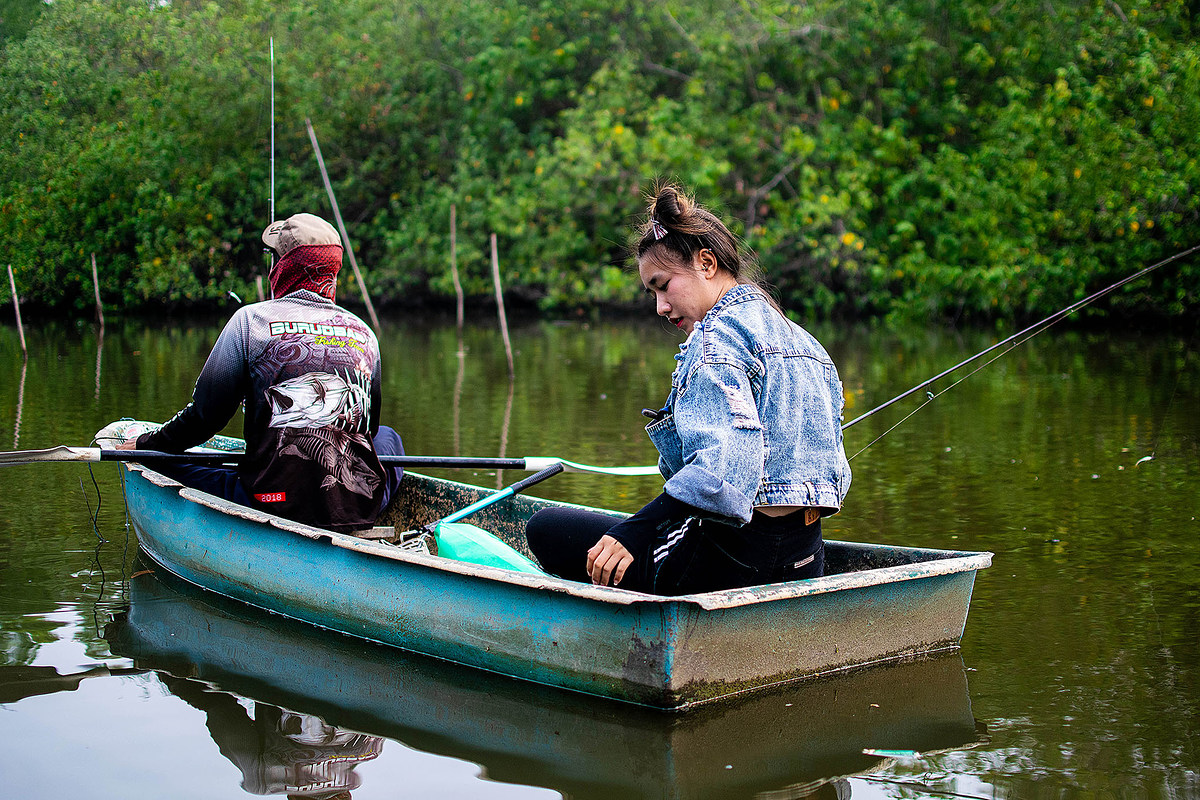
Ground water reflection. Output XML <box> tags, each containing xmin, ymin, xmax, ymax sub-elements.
<box><xmin>0</xmin><ymin>664</ymin><xmax>133</xmax><ymax>704</ymax></box>
<box><xmin>12</xmin><ymin>354</ymin><xmax>25</xmax><ymax>448</ymax></box>
<box><xmin>94</xmin><ymin>329</ymin><xmax>103</xmax><ymax>402</ymax></box>
<box><xmin>159</xmin><ymin>675</ymin><xmax>382</xmax><ymax>800</ymax></box>
<box><xmin>106</xmin><ymin>565</ymin><xmax>984</xmax><ymax>799</ymax></box>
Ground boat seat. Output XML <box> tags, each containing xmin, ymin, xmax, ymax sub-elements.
<box><xmin>354</xmin><ymin>526</ymin><xmax>396</xmax><ymax>540</ymax></box>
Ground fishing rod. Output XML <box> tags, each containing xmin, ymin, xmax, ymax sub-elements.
<box><xmin>269</xmin><ymin>37</ymin><xmax>275</xmax><ymax>225</ymax></box>
<box><xmin>260</xmin><ymin>37</ymin><xmax>276</xmax><ymax>296</ymax></box>
<box><xmin>842</xmin><ymin>243</ymin><xmax>1200</xmax><ymax>434</ymax></box>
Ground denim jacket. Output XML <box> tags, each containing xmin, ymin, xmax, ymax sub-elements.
<box><xmin>644</xmin><ymin>284</ymin><xmax>852</xmax><ymax>525</ymax></box>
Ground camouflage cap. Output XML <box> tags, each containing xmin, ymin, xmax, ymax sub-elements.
<box><xmin>262</xmin><ymin>213</ymin><xmax>340</xmax><ymax>257</ymax></box>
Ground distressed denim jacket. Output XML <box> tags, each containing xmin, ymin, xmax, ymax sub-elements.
<box><xmin>645</xmin><ymin>284</ymin><xmax>852</xmax><ymax>525</ymax></box>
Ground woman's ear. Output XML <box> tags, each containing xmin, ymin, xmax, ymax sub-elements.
<box><xmin>697</xmin><ymin>249</ymin><xmax>718</xmax><ymax>275</ymax></box>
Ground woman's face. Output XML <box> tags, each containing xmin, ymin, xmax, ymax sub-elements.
<box><xmin>637</xmin><ymin>249</ymin><xmax>736</xmax><ymax>334</ymax></box>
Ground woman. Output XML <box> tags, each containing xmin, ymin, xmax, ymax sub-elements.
<box><xmin>526</xmin><ymin>184</ymin><xmax>852</xmax><ymax>594</ymax></box>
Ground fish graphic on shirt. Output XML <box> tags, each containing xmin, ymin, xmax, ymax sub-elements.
<box><xmin>265</xmin><ymin>371</ymin><xmax>369</xmax><ymax>431</ymax></box>
<box><xmin>265</xmin><ymin>371</ymin><xmax>378</xmax><ymax>497</ymax></box>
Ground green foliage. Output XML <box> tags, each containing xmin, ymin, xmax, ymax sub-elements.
<box><xmin>0</xmin><ymin>0</ymin><xmax>1196</xmax><ymax>321</ymax></box>
<box><xmin>0</xmin><ymin>0</ymin><xmax>43</xmax><ymax>45</ymax></box>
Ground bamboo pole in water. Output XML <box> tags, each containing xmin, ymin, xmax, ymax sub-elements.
<box><xmin>450</xmin><ymin>203</ymin><xmax>464</xmax><ymax>331</ymax></box>
<box><xmin>490</xmin><ymin>233</ymin><xmax>515</xmax><ymax>378</ymax></box>
<box><xmin>7</xmin><ymin>264</ymin><xmax>25</xmax><ymax>356</ymax></box>
<box><xmin>256</xmin><ymin>275</ymin><xmax>265</xmax><ymax>303</ymax></box>
<box><xmin>90</xmin><ymin>253</ymin><xmax>105</xmax><ymax>333</ymax></box>
<box><xmin>304</xmin><ymin>118</ymin><xmax>381</xmax><ymax>331</ymax></box>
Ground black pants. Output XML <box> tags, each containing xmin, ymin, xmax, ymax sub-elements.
<box><xmin>525</xmin><ymin>506</ymin><xmax>824</xmax><ymax>595</ymax></box>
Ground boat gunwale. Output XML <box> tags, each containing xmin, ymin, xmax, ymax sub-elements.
<box><xmin>126</xmin><ymin>461</ymin><xmax>993</xmax><ymax>612</ymax></box>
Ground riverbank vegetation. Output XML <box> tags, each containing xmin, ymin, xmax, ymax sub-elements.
<box><xmin>1</xmin><ymin>0</ymin><xmax>1196</xmax><ymax>322</ymax></box>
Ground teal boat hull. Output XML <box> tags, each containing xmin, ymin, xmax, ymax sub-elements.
<box><xmin>118</xmin><ymin>461</ymin><xmax>992</xmax><ymax>709</ymax></box>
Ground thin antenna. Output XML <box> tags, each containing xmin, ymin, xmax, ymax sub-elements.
<box><xmin>269</xmin><ymin>37</ymin><xmax>275</xmax><ymax>224</ymax></box>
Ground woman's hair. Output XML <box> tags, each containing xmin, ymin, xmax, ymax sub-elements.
<box><xmin>635</xmin><ymin>183</ymin><xmax>777</xmax><ymax>305</ymax></box>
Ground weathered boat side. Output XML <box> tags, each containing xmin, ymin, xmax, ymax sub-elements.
<box><xmin>120</xmin><ymin>461</ymin><xmax>991</xmax><ymax>709</ymax></box>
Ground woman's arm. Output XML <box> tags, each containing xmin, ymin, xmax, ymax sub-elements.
<box><xmin>664</xmin><ymin>360</ymin><xmax>764</xmax><ymax>524</ymax></box>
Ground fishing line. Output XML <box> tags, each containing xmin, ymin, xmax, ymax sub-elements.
<box><xmin>849</xmin><ymin>322</ymin><xmax>1052</xmax><ymax>459</ymax></box>
<box><xmin>89</xmin><ymin>536</ymin><xmax>108</xmax><ymax>636</ymax></box>
<box><xmin>79</xmin><ymin>465</ymin><xmax>106</xmax><ymax>543</ymax></box>
<box><xmin>843</xmin><ymin>243</ymin><xmax>1200</xmax><ymax>447</ymax></box>
<box><xmin>118</xmin><ymin>474</ymin><xmax>132</xmax><ymax>598</ymax></box>
<box><xmin>115</xmin><ymin>458</ymin><xmax>135</xmax><ymax>600</ymax></box>
<box><xmin>1138</xmin><ymin>316</ymin><xmax>1198</xmax><ymax>467</ymax></box>
<box><xmin>77</xmin><ymin>463</ymin><xmax>112</xmax><ymax>634</ymax></box>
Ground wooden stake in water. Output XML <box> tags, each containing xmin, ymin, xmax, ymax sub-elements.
<box><xmin>90</xmin><ymin>253</ymin><xmax>105</xmax><ymax>332</ymax></box>
<box><xmin>305</xmin><ymin>117</ymin><xmax>381</xmax><ymax>331</ymax></box>
<box><xmin>450</xmin><ymin>203</ymin><xmax>464</xmax><ymax>331</ymax></box>
<box><xmin>490</xmin><ymin>233</ymin><xmax>515</xmax><ymax>378</ymax></box>
<box><xmin>7</xmin><ymin>264</ymin><xmax>25</xmax><ymax>355</ymax></box>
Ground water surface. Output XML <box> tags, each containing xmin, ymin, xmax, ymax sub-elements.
<box><xmin>1</xmin><ymin>311</ymin><xmax>1197</xmax><ymax>798</ymax></box>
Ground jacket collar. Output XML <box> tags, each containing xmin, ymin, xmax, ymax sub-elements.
<box><xmin>696</xmin><ymin>283</ymin><xmax>761</xmax><ymax>331</ymax></box>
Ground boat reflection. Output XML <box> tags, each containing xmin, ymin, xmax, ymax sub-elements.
<box><xmin>105</xmin><ymin>564</ymin><xmax>985</xmax><ymax>799</ymax></box>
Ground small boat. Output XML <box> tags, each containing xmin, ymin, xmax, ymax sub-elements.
<box><xmin>99</xmin><ymin>421</ymin><xmax>993</xmax><ymax>710</ymax></box>
<box><xmin>106</xmin><ymin>566</ymin><xmax>986</xmax><ymax>798</ymax></box>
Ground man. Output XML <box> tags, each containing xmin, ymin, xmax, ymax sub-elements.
<box><xmin>119</xmin><ymin>212</ymin><xmax>402</xmax><ymax>532</ymax></box>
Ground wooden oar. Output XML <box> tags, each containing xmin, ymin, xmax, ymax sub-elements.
<box><xmin>0</xmin><ymin>446</ymin><xmax>660</xmax><ymax>476</ymax></box>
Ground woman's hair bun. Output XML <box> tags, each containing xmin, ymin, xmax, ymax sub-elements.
<box><xmin>650</xmin><ymin>184</ymin><xmax>691</xmax><ymax>227</ymax></box>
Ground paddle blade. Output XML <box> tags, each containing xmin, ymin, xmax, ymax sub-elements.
<box><xmin>523</xmin><ymin>456</ymin><xmax>660</xmax><ymax>477</ymax></box>
<box><xmin>0</xmin><ymin>446</ymin><xmax>101</xmax><ymax>467</ymax></box>
<box><xmin>562</xmin><ymin>459</ymin><xmax>660</xmax><ymax>476</ymax></box>
<box><xmin>433</xmin><ymin>521</ymin><xmax>545</xmax><ymax>575</ymax></box>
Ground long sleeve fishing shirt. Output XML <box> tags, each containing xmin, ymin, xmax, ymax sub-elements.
<box><xmin>136</xmin><ymin>290</ymin><xmax>386</xmax><ymax>532</ymax></box>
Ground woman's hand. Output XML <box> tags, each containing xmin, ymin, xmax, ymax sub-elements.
<box><xmin>586</xmin><ymin>535</ymin><xmax>634</xmax><ymax>586</ymax></box>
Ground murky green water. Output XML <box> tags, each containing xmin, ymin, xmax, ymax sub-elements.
<box><xmin>1</xmin><ymin>310</ymin><xmax>1197</xmax><ymax>798</ymax></box>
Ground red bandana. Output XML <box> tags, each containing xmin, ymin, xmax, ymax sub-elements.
<box><xmin>270</xmin><ymin>244</ymin><xmax>342</xmax><ymax>301</ymax></box>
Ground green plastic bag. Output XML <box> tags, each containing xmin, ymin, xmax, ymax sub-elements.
<box><xmin>434</xmin><ymin>521</ymin><xmax>545</xmax><ymax>575</ymax></box>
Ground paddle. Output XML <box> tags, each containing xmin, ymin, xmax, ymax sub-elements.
<box><xmin>0</xmin><ymin>446</ymin><xmax>660</xmax><ymax>476</ymax></box>
<box><xmin>436</xmin><ymin>461</ymin><xmax>566</xmax><ymax>527</ymax></box>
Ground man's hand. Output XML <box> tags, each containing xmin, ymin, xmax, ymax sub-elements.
<box><xmin>114</xmin><ymin>438</ymin><xmax>138</xmax><ymax>450</ymax></box>
<box><xmin>586</xmin><ymin>535</ymin><xmax>634</xmax><ymax>587</ymax></box>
